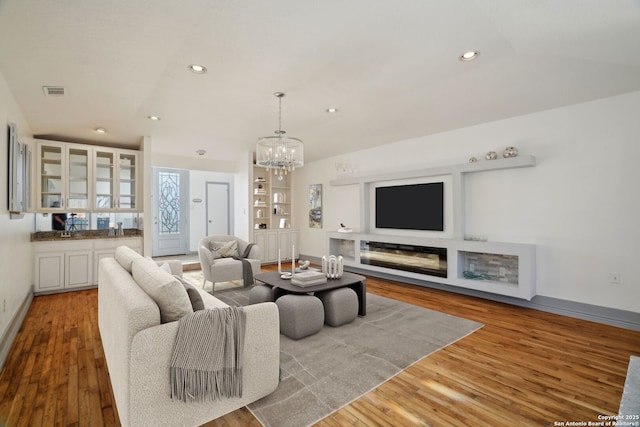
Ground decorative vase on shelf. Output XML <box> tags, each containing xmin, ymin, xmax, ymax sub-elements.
<box><xmin>503</xmin><ymin>146</ymin><xmax>518</xmax><ymax>158</ymax></box>
<box><xmin>322</xmin><ymin>255</ymin><xmax>344</xmax><ymax>279</ymax></box>
<box><xmin>116</xmin><ymin>222</ymin><xmax>124</xmax><ymax>236</ymax></box>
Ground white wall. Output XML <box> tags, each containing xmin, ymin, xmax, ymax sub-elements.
<box><xmin>0</xmin><ymin>71</ymin><xmax>34</xmax><ymax>342</ymax></box>
<box><xmin>188</xmin><ymin>170</ymin><xmax>235</xmax><ymax>252</ymax></box>
<box><xmin>294</xmin><ymin>91</ymin><xmax>640</xmax><ymax>313</ymax></box>
<box><xmin>148</xmin><ymin>150</ymin><xmax>251</xmax><ymax>252</ymax></box>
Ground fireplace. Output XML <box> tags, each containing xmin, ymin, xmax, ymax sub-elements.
<box><xmin>360</xmin><ymin>240</ymin><xmax>448</xmax><ymax>278</ymax></box>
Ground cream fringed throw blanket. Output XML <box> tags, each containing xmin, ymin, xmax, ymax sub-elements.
<box><xmin>170</xmin><ymin>307</ymin><xmax>246</xmax><ymax>402</ymax></box>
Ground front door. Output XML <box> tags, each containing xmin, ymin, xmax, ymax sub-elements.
<box><xmin>152</xmin><ymin>168</ymin><xmax>189</xmax><ymax>256</ymax></box>
<box><xmin>206</xmin><ymin>182</ymin><xmax>230</xmax><ymax>236</ymax></box>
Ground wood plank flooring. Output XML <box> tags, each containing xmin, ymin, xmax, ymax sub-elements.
<box><xmin>1</xmin><ymin>271</ymin><xmax>639</xmax><ymax>426</ymax></box>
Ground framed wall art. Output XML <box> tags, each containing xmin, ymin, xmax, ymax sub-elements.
<box><xmin>309</xmin><ymin>184</ymin><xmax>322</xmax><ymax>228</ymax></box>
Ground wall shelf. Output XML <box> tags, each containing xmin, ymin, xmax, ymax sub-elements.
<box><xmin>330</xmin><ymin>155</ymin><xmax>536</xmax><ymax>186</ymax></box>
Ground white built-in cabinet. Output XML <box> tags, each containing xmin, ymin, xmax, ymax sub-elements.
<box><xmin>328</xmin><ymin>155</ymin><xmax>538</xmax><ymax>300</ymax></box>
<box><xmin>33</xmin><ymin>237</ymin><xmax>142</xmax><ymax>295</ymax></box>
<box><xmin>251</xmin><ymin>165</ymin><xmax>298</xmax><ymax>264</ymax></box>
<box><xmin>37</xmin><ymin>141</ymin><xmax>92</xmax><ymax>212</ymax></box>
<box><xmin>36</xmin><ymin>140</ymin><xmax>139</xmax><ymax>212</ymax></box>
<box><xmin>94</xmin><ymin>147</ymin><xmax>139</xmax><ymax>211</ymax></box>
<box><xmin>253</xmin><ymin>230</ymin><xmax>299</xmax><ymax>263</ymax></box>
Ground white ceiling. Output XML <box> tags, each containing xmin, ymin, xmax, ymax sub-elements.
<box><xmin>1</xmin><ymin>0</ymin><xmax>640</xmax><ymax>164</ymax></box>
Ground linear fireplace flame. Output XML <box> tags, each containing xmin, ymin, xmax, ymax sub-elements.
<box><xmin>360</xmin><ymin>241</ymin><xmax>448</xmax><ymax>278</ymax></box>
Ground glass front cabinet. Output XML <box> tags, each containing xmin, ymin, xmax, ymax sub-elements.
<box><xmin>36</xmin><ymin>140</ymin><xmax>139</xmax><ymax>213</ymax></box>
<box><xmin>94</xmin><ymin>148</ymin><xmax>139</xmax><ymax>211</ymax></box>
<box><xmin>37</xmin><ymin>141</ymin><xmax>91</xmax><ymax>212</ymax></box>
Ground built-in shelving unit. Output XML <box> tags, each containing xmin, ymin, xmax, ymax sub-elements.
<box><xmin>251</xmin><ymin>165</ymin><xmax>298</xmax><ymax>264</ymax></box>
<box><xmin>328</xmin><ymin>155</ymin><xmax>537</xmax><ymax>300</ymax></box>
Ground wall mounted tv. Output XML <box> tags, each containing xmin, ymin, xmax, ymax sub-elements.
<box><xmin>375</xmin><ymin>182</ymin><xmax>444</xmax><ymax>231</ymax></box>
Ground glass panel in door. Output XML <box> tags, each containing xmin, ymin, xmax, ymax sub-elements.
<box><xmin>67</xmin><ymin>147</ymin><xmax>89</xmax><ymax>210</ymax></box>
<box><xmin>40</xmin><ymin>145</ymin><xmax>63</xmax><ymax>209</ymax></box>
<box><xmin>159</xmin><ymin>171</ymin><xmax>180</xmax><ymax>234</ymax></box>
<box><xmin>95</xmin><ymin>151</ymin><xmax>114</xmax><ymax>209</ymax></box>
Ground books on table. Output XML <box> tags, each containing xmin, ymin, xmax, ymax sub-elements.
<box><xmin>291</xmin><ymin>270</ymin><xmax>327</xmax><ymax>287</ymax></box>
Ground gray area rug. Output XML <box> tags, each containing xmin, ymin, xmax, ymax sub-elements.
<box><xmin>619</xmin><ymin>356</ymin><xmax>640</xmax><ymax>417</ymax></box>
<box><xmin>215</xmin><ymin>286</ymin><xmax>483</xmax><ymax>427</ymax></box>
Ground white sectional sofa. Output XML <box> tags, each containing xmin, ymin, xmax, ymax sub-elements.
<box><xmin>98</xmin><ymin>246</ymin><xmax>280</xmax><ymax>427</ymax></box>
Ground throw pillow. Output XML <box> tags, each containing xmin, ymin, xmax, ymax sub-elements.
<box><xmin>132</xmin><ymin>259</ymin><xmax>193</xmax><ymax>323</ymax></box>
<box><xmin>115</xmin><ymin>245</ymin><xmax>144</xmax><ymax>273</ymax></box>
<box><xmin>175</xmin><ymin>275</ymin><xmax>205</xmax><ymax>311</ymax></box>
<box><xmin>209</xmin><ymin>240</ymin><xmax>239</xmax><ymax>259</ymax></box>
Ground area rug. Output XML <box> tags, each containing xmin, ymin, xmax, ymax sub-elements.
<box><xmin>182</xmin><ymin>270</ymin><xmax>242</xmax><ymax>293</ymax></box>
<box><xmin>214</xmin><ymin>286</ymin><xmax>483</xmax><ymax>427</ymax></box>
<box><xmin>618</xmin><ymin>356</ymin><xmax>640</xmax><ymax>417</ymax></box>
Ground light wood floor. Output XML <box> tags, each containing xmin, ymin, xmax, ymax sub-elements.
<box><xmin>1</xmin><ymin>268</ymin><xmax>639</xmax><ymax>426</ymax></box>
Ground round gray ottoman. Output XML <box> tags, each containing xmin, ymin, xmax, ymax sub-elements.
<box><xmin>249</xmin><ymin>284</ymin><xmax>274</xmax><ymax>304</ymax></box>
<box><xmin>276</xmin><ymin>294</ymin><xmax>324</xmax><ymax>339</ymax></box>
<box><xmin>316</xmin><ymin>287</ymin><xmax>358</xmax><ymax>327</ymax></box>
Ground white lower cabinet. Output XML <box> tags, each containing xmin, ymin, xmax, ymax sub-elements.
<box><xmin>34</xmin><ymin>237</ymin><xmax>142</xmax><ymax>294</ymax></box>
<box><xmin>253</xmin><ymin>229</ymin><xmax>299</xmax><ymax>264</ymax></box>
<box><xmin>34</xmin><ymin>252</ymin><xmax>65</xmax><ymax>291</ymax></box>
<box><xmin>65</xmin><ymin>250</ymin><xmax>93</xmax><ymax>288</ymax></box>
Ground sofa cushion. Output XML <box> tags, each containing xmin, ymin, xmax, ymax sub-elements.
<box><xmin>209</xmin><ymin>240</ymin><xmax>239</xmax><ymax>259</ymax></box>
<box><xmin>175</xmin><ymin>276</ymin><xmax>205</xmax><ymax>311</ymax></box>
<box><xmin>132</xmin><ymin>258</ymin><xmax>193</xmax><ymax>323</ymax></box>
<box><xmin>115</xmin><ymin>245</ymin><xmax>144</xmax><ymax>273</ymax></box>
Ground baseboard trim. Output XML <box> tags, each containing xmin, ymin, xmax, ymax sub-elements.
<box><xmin>0</xmin><ymin>288</ymin><xmax>34</xmax><ymax>371</ymax></box>
<box><xmin>301</xmin><ymin>254</ymin><xmax>640</xmax><ymax>331</ymax></box>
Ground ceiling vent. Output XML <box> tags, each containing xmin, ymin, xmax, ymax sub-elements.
<box><xmin>42</xmin><ymin>86</ymin><xmax>66</xmax><ymax>97</ymax></box>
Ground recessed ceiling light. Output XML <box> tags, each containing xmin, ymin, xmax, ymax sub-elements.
<box><xmin>196</xmin><ymin>150</ymin><xmax>206</xmax><ymax>156</ymax></box>
<box><xmin>188</xmin><ymin>64</ymin><xmax>207</xmax><ymax>74</ymax></box>
<box><xmin>94</xmin><ymin>127</ymin><xmax>107</xmax><ymax>134</ymax></box>
<box><xmin>459</xmin><ymin>51</ymin><xmax>479</xmax><ymax>62</ymax></box>
<box><xmin>326</xmin><ymin>108</ymin><xmax>339</xmax><ymax>113</ymax></box>
<box><xmin>147</xmin><ymin>115</ymin><xmax>161</xmax><ymax>121</ymax></box>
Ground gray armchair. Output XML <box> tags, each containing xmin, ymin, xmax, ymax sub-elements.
<box><xmin>198</xmin><ymin>235</ymin><xmax>261</xmax><ymax>293</ymax></box>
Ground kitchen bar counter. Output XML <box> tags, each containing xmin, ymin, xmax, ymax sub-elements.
<box><xmin>31</xmin><ymin>229</ymin><xmax>143</xmax><ymax>242</ymax></box>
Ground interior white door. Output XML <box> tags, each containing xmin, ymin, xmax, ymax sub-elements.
<box><xmin>206</xmin><ymin>182</ymin><xmax>230</xmax><ymax>236</ymax></box>
<box><xmin>152</xmin><ymin>168</ymin><xmax>189</xmax><ymax>257</ymax></box>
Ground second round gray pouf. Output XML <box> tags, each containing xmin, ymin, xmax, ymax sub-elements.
<box><xmin>276</xmin><ymin>294</ymin><xmax>324</xmax><ymax>339</ymax></box>
<box><xmin>316</xmin><ymin>287</ymin><xmax>359</xmax><ymax>327</ymax></box>
<box><xmin>249</xmin><ymin>284</ymin><xmax>274</xmax><ymax>304</ymax></box>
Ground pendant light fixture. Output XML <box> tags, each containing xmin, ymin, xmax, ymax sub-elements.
<box><xmin>256</xmin><ymin>92</ymin><xmax>304</xmax><ymax>180</ymax></box>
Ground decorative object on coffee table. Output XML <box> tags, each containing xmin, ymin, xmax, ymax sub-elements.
<box><xmin>291</xmin><ymin>270</ymin><xmax>327</xmax><ymax>287</ymax></box>
<box><xmin>322</xmin><ymin>254</ymin><xmax>344</xmax><ymax>278</ymax></box>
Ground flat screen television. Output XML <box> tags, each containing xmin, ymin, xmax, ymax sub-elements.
<box><xmin>375</xmin><ymin>182</ymin><xmax>444</xmax><ymax>231</ymax></box>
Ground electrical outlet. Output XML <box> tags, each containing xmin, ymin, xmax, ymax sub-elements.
<box><xmin>469</xmin><ymin>263</ymin><xmax>475</xmax><ymax>272</ymax></box>
<box><xmin>609</xmin><ymin>272</ymin><xmax>621</xmax><ymax>284</ymax></box>
<box><xmin>499</xmin><ymin>267</ymin><xmax>506</xmax><ymax>277</ymax></box>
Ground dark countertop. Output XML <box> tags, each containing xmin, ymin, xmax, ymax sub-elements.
<box><xmin>31</xmin><ymin>229</ymin><xmax>143</xmax><ymax>242</ymax></box>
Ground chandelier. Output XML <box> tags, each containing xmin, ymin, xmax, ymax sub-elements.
<box><xmin>256</xmin><ymin>92</ymin><xmax>304</xmax><ymax>180</ymax></box>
